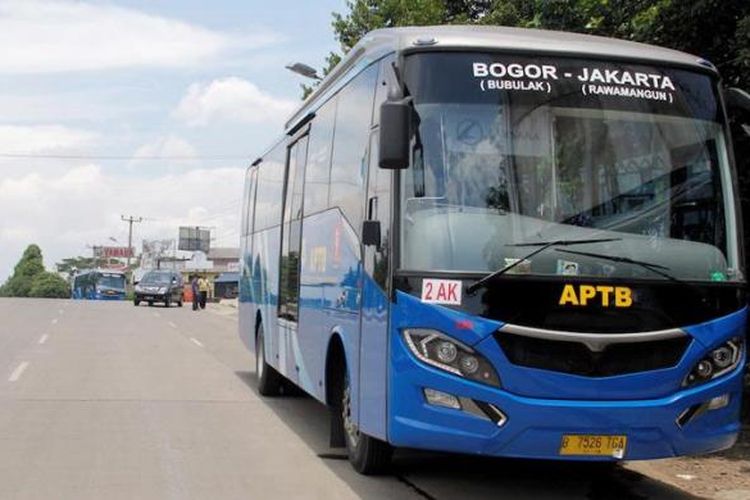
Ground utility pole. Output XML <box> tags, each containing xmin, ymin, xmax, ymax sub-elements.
<box><xmin>121</xmin><ymin>215</ymin><xmax>143</xmax><ymax>269</ymax></box>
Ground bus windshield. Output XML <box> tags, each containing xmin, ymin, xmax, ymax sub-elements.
<box><xmin>400</xmin><ymin>52</ymin><xmax>741</xmax><ymax>282</ymax></box>
<box><xmin>98</xmin><ymin>273</ymin><xmax>125</xmax><ymax>290</ymax></box>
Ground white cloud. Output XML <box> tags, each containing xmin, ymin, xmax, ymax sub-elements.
<box><xmin>132</xmin><ymin>135</ymin><xmax>198</xmax><ymax>160</ymax></box>
<box><xmin>128</xmin><ymin>135</ymin><xmax>200</xmax><ymax>173</ymax></box>
<box><xmin>174</xmin><ymin>77</ymin><xmax>297</xmax><ymax>127</ymax></box>
<box><xmin>0</xmin><ymin>0</ymin><xmax>278</xmax><ymax>73</ymax></box>
<box><xmin>0</xmin><ymin>125</ymin><xmax>97</xmax><ymax>153</ymax></box>
<box><xmin>0</xmin><ymin>165</ymin><xmax>244</xmax><ymax>281</ymax></box>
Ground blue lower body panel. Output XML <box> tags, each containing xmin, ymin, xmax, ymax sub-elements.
<box><xmin>389</xmin><ymin>333</ymin><xmax>742</xmax><ymax>460</ymax></box>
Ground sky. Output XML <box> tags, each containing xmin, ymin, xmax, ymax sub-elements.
<box><xmin>0</xmin><ymin>0</ymin><xmax>346</xmax><ymax>281</ymax></box>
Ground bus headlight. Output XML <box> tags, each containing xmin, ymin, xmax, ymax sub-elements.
<box><xmin>683</xmin><ymin>337</ymin><xmax>744</xmax><ymax>386</ymax></box>
<box><xmin>402</xmin><ymin>329</ymin><xmax>501</xmax><ymax>387</ymax></box>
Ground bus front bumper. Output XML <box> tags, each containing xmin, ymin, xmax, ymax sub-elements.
<box><xmin>389</xmin><ymin>340</ymin><xmax>743</xmax><ymax>461</ymax></box>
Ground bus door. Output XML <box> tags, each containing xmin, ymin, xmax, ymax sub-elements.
<box><xmin>278</xmin><ymin>133</ymin><xmax>309</xmax><ymax>384</ymax></box>
<box><xmin>358</xmin><ymin>130</ymin><xmax>392</xmax><ymax>439</ymax></box>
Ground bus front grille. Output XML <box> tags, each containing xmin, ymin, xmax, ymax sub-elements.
<box><xmin>494</xmin><ymin>332</ymin><xmax>691</xmax><ymax>377</ymax></box>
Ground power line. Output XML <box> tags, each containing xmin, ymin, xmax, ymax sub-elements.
<box><xmin>121</xmin><ymin>215</ymin><xmax>144</xmax><ymax>269</ymax></box>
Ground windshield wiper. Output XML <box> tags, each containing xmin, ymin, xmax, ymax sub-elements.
<box><xmin>466</xmin><ymin>237</ymin><xmax>621</xmax><ymax>294</ymax></box>
<box><xmin>555</xmin><ymin>248</ymin><xmax>677</xmax><ymax>281</ymax></box>
<box><xmin>555</xmin><ymin>249</ymin><xmax>711</xmax><ymax>301</ymax></box>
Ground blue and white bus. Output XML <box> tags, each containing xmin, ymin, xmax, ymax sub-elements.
<box><xmin>71</xmin><ymin>269</ymin><xmax>127</xmax><ymax>300</ymax></box>
<box><xmin>240</xmin><ymin>26</ymin><xmax>750</xmax><ymax>473</ymax></box>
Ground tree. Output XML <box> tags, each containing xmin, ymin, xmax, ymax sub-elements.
<box><xmin>56</xmin><ymin>256</ymin><xmax>98</xmax><ymax>275</ymax></box>
<box><xmin>0</xmin><ymin>244</ymin><xmax>45</xmax><ymax>297</ymax></box>
<box><xmin>28</xmin><ymin>272</ymin><xmax>70</xmax><ymax>299</ymax></box>
<box><xmin>325</xmin><ymin>1</ymin><xmax>750</xmax><ymax>87</ymax></box>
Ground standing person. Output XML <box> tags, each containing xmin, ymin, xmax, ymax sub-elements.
<box><xmin>191</xmin><ymin>275</ymin><xmax>200</xmax><ymax>311</ymax></box>
<box><xmin>198</xmin><ymin>275</ymin><xmax>209</xmax><ymax>309</ymax></box>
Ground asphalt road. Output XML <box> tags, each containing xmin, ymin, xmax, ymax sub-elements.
<box><xmin>0</xmin><ymin>298</ymin><xmax>697</xmax><ymax>500</ymax></box>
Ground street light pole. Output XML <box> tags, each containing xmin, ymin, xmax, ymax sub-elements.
<box><xmin>121</xmin><ymin>215</ymin><xmax>143</xmax><ymax>269</ymax></box>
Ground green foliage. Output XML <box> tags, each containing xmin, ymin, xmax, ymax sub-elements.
<box><xmin>325</xmin><ymin>0</ymin><xmax>750</xmax><ymax>88</ymax></box>
<box><xmin>56</xmin><ymin>256</ymin><xmax>98</xmax><ymax>275</ymax></box>
<box><xmin>28</xmin><ymin>272</ymin><xmax>70</xmax><ymax>299</ymax></box>
<box><xmin>0</xmin><ymin>244</ymin><xmax>46</xmax><ymax>297</ymax></box>
<box><xmin>1</xmin><ymin>244</ymin><xmax>70</xmax><ymax>299</ymax></box>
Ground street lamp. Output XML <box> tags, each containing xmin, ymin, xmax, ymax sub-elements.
<box><xmin>285</xmin><ymin>62</ymin><xmax>322</xmax><ymax>80</ymax></box>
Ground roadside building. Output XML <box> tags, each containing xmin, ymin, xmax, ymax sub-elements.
<box><xmin>214</xmin><ymin>272</ymin><xmax>239</xmax><ymax>299</ymax></box>
<box><xmin>179</xmin><ymin>247</ymin><xmax>239</xmax><ymax>301</ymax></box>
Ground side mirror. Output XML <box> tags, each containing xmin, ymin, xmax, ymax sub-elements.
<box><xmin>725</xmin><ymin>87</ymin><xmax>750</xmax><ymax>113</ymax></box>
<box><xmin>362</xmin><ymin>220</ymin><xmax>381</xmax><ymax>247</ymax></box>
<box><xmin>379</xmin><ymin>96</ymin><xmax>412</xmax><ymax>169</ymax></box>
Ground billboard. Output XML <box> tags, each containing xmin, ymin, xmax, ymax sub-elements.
<box><xmin>93</xmin><ymin>246</ymin><xmax>133</xmax><ymax>258</ymax></box>
<box><xmin>178</xmin><ymin>227</ymin><xmax>211</xmax><ymax>253</ymax></box>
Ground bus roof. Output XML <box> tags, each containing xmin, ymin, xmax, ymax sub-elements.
<box><xmin>76</xmin><ymin>269</ymin><xmax>126</xmax><ymax>276</ymax></box>
<box><xmin>285</xmin><ymin>25</ymin><xmax>714</xmax><ymax>132</ymax></box>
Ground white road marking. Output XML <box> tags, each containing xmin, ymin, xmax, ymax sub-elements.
<box><xmin>8</xmin><ymin>361</ymin><xmax>29</xmax><ymax>382</ymax></box>
<box><xmin>168</xmin><ymin>321</ymin><xmax>177</xmax><ymax>329</ymax></box>
<box><xmin>38</xmin><ymin>334</ymin><xmax>49</xmax><ymax>345</ymax></box>
<box><xmin>51</xmin><ymin>318</ymin><xmax>58</xmax><ymax>325</ymax></box>
<box><xmin>190</xmin><ymin>338</ymin><xmax>204</xmax><ymax>348</ymax></box>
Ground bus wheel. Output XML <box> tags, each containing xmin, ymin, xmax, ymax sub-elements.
<box><xmin>148</xmin><ymin>301</ymin><xmax>153</xmax><ymax>307</ymax></box>
<box><xmin>134</xmin><ymin>300</ymin><xmax>140</xmax><ymax>306</ymax></box>
<box><xmin>165</xmin><ymin>296</ymin><xmax>171</xmax><ymax>308</ymax></box>
<box><xmin>177</xmin><ymin>299</ymin><xmax>183</xmax><ymax>307</ymax></box>
<box><xmin>256</xmin><ymin>324</ymin><xmax>281</xmax><ymax>396</ymax></box>
<box><xmin>342</xmin><ymin>372</ymin><xmax>392</xmax><ymax>475</ymax></box>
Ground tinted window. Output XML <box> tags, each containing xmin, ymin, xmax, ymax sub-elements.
<box><xmin>366</xmin><ymin>130</ymin><xmax>391</xmax><ymax>288</ymax></box>
<box><xmin>279</xmin><ymin>135</ymin><xmax>308</xmax><ymax>322</ymax></box>
<box><xmin>242</xmin><ymin>167</ymin><xmax>257</xmax><ymax>236</ymax></box>
<box><xmin>99</xmin><ymin>274</ymin><xmax>125</xmax><ymax>289</ymax></box>
<box><xmin>284</xmin><ymin>137</ymin><xmax>308</xmax><ymax>222</ymax></box>
<box><xmin>304</xmin><ymin>100</ymin><xmax>336</xmax><ymax>214</ymax></box>
<box><xmin>372</xmin><ymin>54</ymin><xmax>397</xmax><ymax>126</ymax></box>
<box><xmin>142</xmin><ymin>271</ymin><xmax>172</xmax><ymax>284</ymax></box>
<box><xmin>329</xmin><ymin>64</ymin><xmax>378</xmax><ymax>231</ymax></box>
<box><xmin>254</xmin><ymin>142</ymin><xmax>286</xmax><ymax>231</ymax></box>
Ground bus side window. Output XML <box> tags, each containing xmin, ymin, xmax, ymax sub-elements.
<box><xmin>254</xmin><ymin>143</ymin><xmax>286</xmax><ymax>231</ymax></box>
<box><xmin>372</xmin><ymin>54</ymin><xmax>397</xmax><ymax>127</ymax></box>
<box><xmin>329</xmin><ymin>64</ymin><xmax>379</xmax><ymax>233</ymax></box>
<box><xmin>304</xmin><ymin>98</ymin><xmax>336</xmax><ymax>215</ymax></box>
<box><xmin>366</xmin><ymin>130</ymin><xmax>391</xmax><ymax>289</ymax></box>
<box><xmin>243</xmin><ymin>167</ymin><xmax>258</xmax><ymax>236</ymax></box>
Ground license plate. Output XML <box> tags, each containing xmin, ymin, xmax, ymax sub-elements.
<box><xmin>559</xmin><ymin>434</ymin><xmax>627</xmax><ymax>458</ymax></box>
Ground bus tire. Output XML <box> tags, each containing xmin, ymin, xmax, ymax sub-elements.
<box><xmin>177</xmin><ymin>299</ymin><xmax>183</xmax><ymax>307</ymax></box>
<box><xmin>148</xmin><ymin>301</ymin><xmax>153</xmax><ymax>307</ymax></box>
<box><xmin>134</xmin><ymin>300</ymin><xmax>140</xmax><ymax>306</ymax></box>
<box><xmin>342</xmin><ymin>371</ymin><xmax>392</xmax><ymax>475</ymax></box>
<box><xmin>165</xmin><ymin>296</ymin><xmax>171</xmax><ymax>308</ymax></box>
<box><xmin>256</xmin><ymin>323</ymin><xmax>281</xmax><ymax>396</ymax></box>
